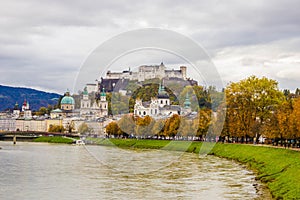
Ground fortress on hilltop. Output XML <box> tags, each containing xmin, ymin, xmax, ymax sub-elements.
<box><xmin>106</xmin><ymin>62</ymin><xmax>187</xmax><ymax>82</ymax></box>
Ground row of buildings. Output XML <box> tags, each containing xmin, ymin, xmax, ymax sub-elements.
<box><xmin>0</xmin><ymin>63</ymin><xmax>195</xmax><ymax>135</ymax></box>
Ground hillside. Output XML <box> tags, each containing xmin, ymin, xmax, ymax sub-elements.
<box><xmin>0</xmin><ymin>85</ymin><xmax>61</xmax><ymax>111</ymax></box>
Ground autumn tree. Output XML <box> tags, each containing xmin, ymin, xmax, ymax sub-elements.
<box><xmin>177</xmin><ymin>118</ymin><xmax>195</xmax><ymax>139</ymax></box>
<box><xmin>164</xmin><ymin>114</ymin><xmax>181</xmax><ymax>138</ymax></box>
<box><xmin>48</xmin><ymin>124</ymin><xmax>64</xmax><ymax>133</ymax></box>
<box><xmin>106</xmin><ymin>121</ymin><xmax>120</xmax><ymax>137</ymax></box>
<box><xmin>152</xmin><ymin>119</ymin><xmax>165</xmax><ymax>137</ymax></box>
<box><xmin>135</xmin><ymin>115</ymin><xmax>155</xmax><ymax>138</ymax></box>
<box><xmin>226</xmin><ymin>76</ymin><xmax>284</xmax><ymax>142</ymax></box>
<box><xmin>78</xmin><ymin>122</ymin><xmax>93</xmax><ymax>135</ymax></box>
<box><xmin>193</xmin><ymin>108</ymin><xmax>212</xmax><ymax>140</ymax></box>
<box><xmin>290</xmin><ymin>97</ymin><xmax>300</xmax><ymax>139</ymax></box>
<box><xmin>118</xmin><ymin>114</ymin><xmax>136</xmax><ymax>136</ymax></box>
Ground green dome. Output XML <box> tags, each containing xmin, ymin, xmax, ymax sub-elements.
<box><xmin>61</xmin><ymin>96</ymin><xmax>75</xmax><ymax>105</ymax></box>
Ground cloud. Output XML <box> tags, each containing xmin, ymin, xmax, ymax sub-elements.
<box><xmin>0</xmin><ymin>0</ymin><xmax>299</xmax><ymax>93</ymax></box>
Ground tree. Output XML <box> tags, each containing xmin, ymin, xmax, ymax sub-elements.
<box><xmin>226</xmin><ymin>76</ymin><xmax>284</xmax><ymax>142</ymax></box>
<box><xmin>48</xmin><ymin>124</ymin><xmax>64</xmax><ymax>133</ymax></box>
<box><xmin>152</xmin><ymin>119</ymin><xmax>165</xmax><ymax>137</ymax></box>
<box><xmin>177</xmin><ymin>118</ymin><xmax>195</xmax><ymax>139</ymax></box>
<box><xmin>135</xmin><ymin>115</ymin><xmax>155</xmax><ymax>138</ymax></box>
<box><xmin>164</xmin><ymin>114</ymin><xmax>181</xmax><ymax>138</ymax></box>
<box><xmin>274</xmin><ymin>100</ymin><xmax>293</xmax><ymax>139</ymax></box>
<box><xmin>118</xmin><ymin>114</ymin><xmax>135</xmax><ymax>136</ymax></box>
<box><xmin>106</xmin><ymin>121</ymin><xmax>120</xmax><ymax>137</ymax></box>
<box><xmin>290</xmin><ymin>97</ymin><xmax>300</xmax><ymax>139</ymax></box>
<box><xmin>78</xmin><ymin>122</ymin><xmax>92</xmax><ymax>135</ymax></box>
<box><xmin>194</xmin><ymin>108</ymin><xmax>212</xmax><ymax>140</ymax></box>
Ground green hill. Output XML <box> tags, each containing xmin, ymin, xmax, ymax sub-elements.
<box><xmin>0</xmin><ymin>85</ymin><xmax>61</xmax><ymax>111</ymax></box>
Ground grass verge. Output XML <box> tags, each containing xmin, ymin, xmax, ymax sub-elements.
<box><xmin>33</xmin><ymin>136</ymin><xmax>74</xmax><ymax>144</ymax></box>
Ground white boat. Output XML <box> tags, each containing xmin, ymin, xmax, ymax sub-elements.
<box><xmin>75</xmin><ymin>140</ymin><xmax>85</xmax><ymax>145</ymax></box>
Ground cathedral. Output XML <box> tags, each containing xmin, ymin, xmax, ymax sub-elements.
<box><xmin>80</xmin><ymin>87</ymin><xmax>108</xmax><ymax>120</ymax></box>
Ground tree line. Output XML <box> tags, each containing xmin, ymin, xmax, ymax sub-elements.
<box><xmin>106</xmin><ymin>75</ymin><xmax>300</xmax><ymax>146</ymax></box>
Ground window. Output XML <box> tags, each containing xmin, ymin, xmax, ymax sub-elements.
<box><xmin>143</xmin><ymin>111</ymin><xmax>146</xmax><ymax>116</ymax></box>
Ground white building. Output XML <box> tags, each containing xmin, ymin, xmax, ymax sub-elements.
<box><xmin>134</xmin><ymin>83</ymin><xmax>190</xmax><ymax>118</ymax></box>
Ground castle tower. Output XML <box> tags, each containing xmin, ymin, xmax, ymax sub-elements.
<box><xmin>180</xmin><ymin>66</ymin><xmax>187</xmax><ymax>80</ymax></box>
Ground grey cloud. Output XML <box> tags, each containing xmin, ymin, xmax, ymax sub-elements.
<box><xmin>0</xmin><ymin>0</ymin><xmax>299</xmax><ymax>92</ymax></box>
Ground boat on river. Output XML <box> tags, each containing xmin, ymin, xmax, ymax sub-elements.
<box><xmin>75</xmin><ymin>140</ymin><xmax>85</xmax><ymax>145</ymax></box>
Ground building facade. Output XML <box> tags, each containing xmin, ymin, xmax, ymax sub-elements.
<box><xmin>80</xmin><ymin>87</ymin><xmax>108</xmax><ymax>120</ymax></box>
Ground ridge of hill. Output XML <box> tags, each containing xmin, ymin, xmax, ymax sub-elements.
<box><xmin>0</xmin><ymin>85</ymin><xmax>61</xmax><ymax>111</ymax></box>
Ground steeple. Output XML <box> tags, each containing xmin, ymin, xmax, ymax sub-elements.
<box><xmin>100</xmin><ymin>87</ymin><xmax>106</xmax><ymax>101</ymax></box>
<box><xmin>184</xmin><ymin>92</ymin><xmax>191</xmax><ymax>108</ymax></box>
<box><xmin>83</xmin><ymin>87</ymin><xmax>88</xmax><ymax>95</ymax></box>
<box><xmin>157</xmin><ymin>80</ymin><xmax>168</xmax><ymax>98</ymax></box>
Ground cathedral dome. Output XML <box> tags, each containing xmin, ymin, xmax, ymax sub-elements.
<box><xmin>61</xmin><ymin>91</ymin><xmax>75</xmax><ymax>105</ymax></box>
<box><xmin>61</xmin><ymin>96</ymin><xmax>75</xmax><ymax>105</ymax></box>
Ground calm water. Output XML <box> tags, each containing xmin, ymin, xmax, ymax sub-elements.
<box><xmin>0</xmin><ymin>142</ymin><xmax>270</xmax><ymax>200</ymax></box>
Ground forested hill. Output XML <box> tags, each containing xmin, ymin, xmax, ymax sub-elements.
<box><xmin>0</xmin><ymin>85</ymin><xmax>61</xmax><ymax>111</ymax></box>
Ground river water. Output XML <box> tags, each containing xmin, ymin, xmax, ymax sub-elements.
<box><xmin>0</xmin><ymin>142</ymin><xmax>270</xmax><ymax>200</ymax></box>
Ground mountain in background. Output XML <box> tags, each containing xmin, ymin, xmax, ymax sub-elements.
<box><xmin>0</xmin><ymin>85</ymin><xmax>61</xmax><ymax>111</ymax></box>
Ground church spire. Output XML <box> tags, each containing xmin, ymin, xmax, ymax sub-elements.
<box><xmin>184</xmin><ymin>92</ymin><xmax>191</xmax><ymax>108</ymax></box>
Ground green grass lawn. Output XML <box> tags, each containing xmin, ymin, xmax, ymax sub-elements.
<box><xmin>33</xmin><ymin>136</ymin><xmax>74</xmax><ymax>144</ymax></box>
<box><xmin>88</xmin><ymin>138</ymin><xmax>300</xmax><ymax>199</ymax></box>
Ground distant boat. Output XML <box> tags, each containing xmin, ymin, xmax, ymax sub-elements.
<box><xmin>75</xmin><ymin>140</ymin><xmax>85</xmax><ymax>145</ymax></box>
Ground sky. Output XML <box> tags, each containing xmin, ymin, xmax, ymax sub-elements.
<box><xmin>0</xmin><ymin>0</ymin><xmax>299</xmax><ymax>94</ymax></box>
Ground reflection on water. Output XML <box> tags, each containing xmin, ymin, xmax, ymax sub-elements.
<box><xmin>0</xmin><ymin>142</ymin><xmax>269</xmax><ymax>200</ymax></box>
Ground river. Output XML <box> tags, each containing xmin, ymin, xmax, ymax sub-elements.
<box><xmin>0</xmin><ymin>142</ymin><xmax>270</xmax><ymax>200</ymax></box>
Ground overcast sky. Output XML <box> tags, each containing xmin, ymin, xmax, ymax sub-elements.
<box><xmin>0</xmin><ymin>0</ymin><xmax>299</xmax><ymax>94</ymax></box>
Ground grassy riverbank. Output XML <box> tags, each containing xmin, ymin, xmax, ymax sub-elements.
<box><xmin>33</xmin><ymin>136</ymin><xmax>74</xmax><ymax>144</ymax></box>
<box><xmin>91</xmin><ymin>138</ymin><xmax>300</xmax><ymax>199</ymax></box>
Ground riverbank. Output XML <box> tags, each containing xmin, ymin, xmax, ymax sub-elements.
<box><xmin>90</xmin><ymin>138</ymin><xmax>300</xmax><ymax>199</ymax></box>
<box><xmin>33</xmin><ymin>136</ymin><xmax>75</xmax><ymax>144</ymax></box>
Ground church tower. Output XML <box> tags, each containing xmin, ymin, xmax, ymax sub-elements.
<box><xmin>81</xmin><ymin>87</ymin><xmax>91</xmax><ymax>109</ymax></box>
<box><xmin>13</xmin><ymin>102</ymin><xmax>20</xmax><ymax>118</ymax></box>
<box><xmin>22</xmin><ymin>99</ymin><xmax>32</xmax><ymax>119</ymax></box>
<box><xmin>157</xmin><ymin>81</ymin><xmax>170</xmax><ymax>108</ymax></box>
<box><xmin>99</xmin><ymin>88</ymin><xmax>108</xmax><ymax>117</ymax></box>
